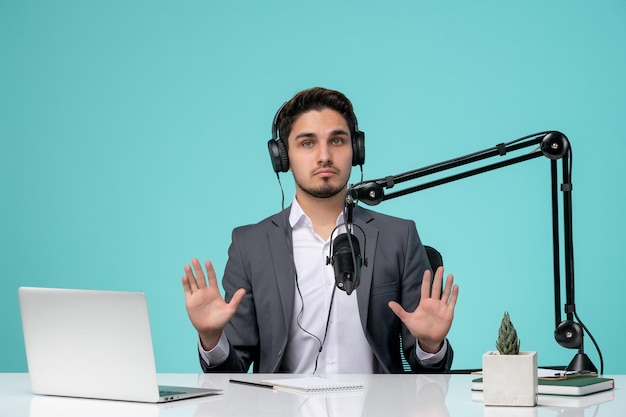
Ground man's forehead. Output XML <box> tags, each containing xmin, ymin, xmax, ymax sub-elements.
<box><xmin>291</xmin><ymin>108</ymin><xmax>350</xmax><ymax>130</ymax></box>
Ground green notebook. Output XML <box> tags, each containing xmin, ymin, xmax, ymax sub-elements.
<box><xmin>471</xmin><ymin>376</ymin><xmax>615</xmax><ymax>396</ymax></box>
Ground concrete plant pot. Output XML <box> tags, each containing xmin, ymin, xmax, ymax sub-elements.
<box><xmin>482</xmin><ymin>351</ymin><xmax>538</xmax><ymax>406</ymax></box>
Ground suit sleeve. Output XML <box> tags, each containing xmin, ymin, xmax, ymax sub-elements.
<box><xmin>198</xmin><ymin>227</ymin><xmax>259</xmax><ymax>373</ymax></box>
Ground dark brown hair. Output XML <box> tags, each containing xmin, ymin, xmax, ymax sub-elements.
<box><xmin>275</xmin><ymin>87</ymin><xmax>358</xmax><ymax>148</ymax></box>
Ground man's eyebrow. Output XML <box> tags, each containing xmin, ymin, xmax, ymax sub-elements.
<box><xmin>293</xmin><ymin>129</ymin><xmax>349</xmax><ymax>141</ymax></box>
<box><xmin>294</xmin><ymin>132</ymin><xmax>317</xmax><ymax>140</ymax></box>
<box><xmin>329</xmin><ymin>129</ymin><xmax>350</xmax><ymax>136</ymax></box>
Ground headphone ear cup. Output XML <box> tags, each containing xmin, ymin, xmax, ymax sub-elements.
<box><xmin>268</xmin><ymin>139</ymin><xmax>289</xmax><ymax>173</ymax></box>
<box><xmin>352</xmin><ymin>130</ymin><xmax>365</xmax><ymax>166</ymax></box>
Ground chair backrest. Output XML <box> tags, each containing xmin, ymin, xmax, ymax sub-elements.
<box><xmin>424</xmin><ymin>245</ymin><xmax>443</xmax><ymax>272</ymax></box>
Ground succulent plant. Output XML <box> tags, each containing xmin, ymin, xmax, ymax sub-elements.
<box><xmin>496</xmin><ymin>311</ymin><xmax>520</xmax><ymax>355</ymax></box>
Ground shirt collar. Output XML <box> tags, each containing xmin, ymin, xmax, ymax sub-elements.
<box><xmin>288</xmin><ymin>197</ymin><xmax>345</xmax><ymax>230</ymax></box>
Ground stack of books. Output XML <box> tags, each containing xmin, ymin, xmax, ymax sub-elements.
<box><xmin>471</xmin><ymin>371</ymin><xmax>615</xmax><ymax>407</ymax></box>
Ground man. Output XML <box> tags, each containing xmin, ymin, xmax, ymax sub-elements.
<box><xmin>182</xmin><ymin>87</ymin><xmax>459</xmax><ymax>373</ymax></box>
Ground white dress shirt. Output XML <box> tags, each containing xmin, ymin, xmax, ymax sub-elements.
<box><xmin>280</xmin><ymin>199</ymin><xmax>377</xmax><ymax>373</ymax></box>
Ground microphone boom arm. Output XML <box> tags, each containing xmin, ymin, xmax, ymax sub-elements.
<box><xmin>348</xmin><ymin>131</ymin><xmax>600</xmax><ymax>373</ymax></box>
<box><xmin>350</xmin><ymin>132</ymin><xmax>559</xmax><ymax>205</ymax></box>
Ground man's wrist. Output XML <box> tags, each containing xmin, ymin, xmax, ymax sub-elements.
<box><xmin>418</xmin><ymin>339</ymin><xmax>444</xmax><ymax>355</ymax></box>
<box><xmin>415</xmin><ymin>338</ymin><xmax>448</xmax><ymax>366</ymax></box>
<box><xmin>199</xmin><ymin>331</ymin><xmax>223</xmax><ymax>351</ymax></box>
<box><xmin>198</xmin><ymin>333</ymin><xmax>229</xmax><ymax>367</ymax></box>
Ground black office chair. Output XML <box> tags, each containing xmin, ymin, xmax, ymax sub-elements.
<box><xmin>400</xmin><ymin>245</ymin><xmax>443</xmax><ymax>373</ymax></box>
<box><xmin>425</xmin><ymin>245</ymin><xmax>443</xmax><ymax>274</ymax></box>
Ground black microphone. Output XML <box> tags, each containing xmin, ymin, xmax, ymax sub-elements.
<box><xmin>327</xmin><ymin>233</ymin><xmax>362</xmax><ymax>295</ymax></box>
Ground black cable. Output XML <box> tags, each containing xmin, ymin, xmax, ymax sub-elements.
<box><xmin>313</xmin><ymin>286</ymin><xmax>337</xmax><ymax>374</ymax></box>
<box><xmin>574</xmin><ymin>311</ymin><xmax>604</xmax><ymax>375</ymax></box>
<box><xmin>277</xmin><ymin>175</ymin><xmax>324</xmax><ymax>352</ymax></box>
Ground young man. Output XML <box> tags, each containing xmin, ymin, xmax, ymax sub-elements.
<box><xmin>182</xmin><ymin>87</ymin><xmax>459</xmax><ymax>373</ymax></box>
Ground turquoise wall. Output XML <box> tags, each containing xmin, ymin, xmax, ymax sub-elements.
<box><xmin>2</xmin><ymin>0</ymin><xmax>625</xmax><ymax>374</ymax></box>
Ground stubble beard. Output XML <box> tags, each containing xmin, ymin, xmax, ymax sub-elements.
<box><xmin>295</xmin><ymin>177</ymin><xmax>347</xmax><ymax>199</ymax></box>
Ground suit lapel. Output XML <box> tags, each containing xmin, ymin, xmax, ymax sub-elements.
<box><xmin>267</xmin><ymin>210</ymin><xmax>296</xmax><ymax>332</ymax></box>
<box><xmin>353</xmin><ymin>208</ymin><xmax>378</xmax><ymax>329</ymax></box>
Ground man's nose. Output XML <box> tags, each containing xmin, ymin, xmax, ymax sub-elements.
<box><xmin>317</xmin><ymin>143</ymin><xmax>332</xmax><ymax>164</ymax></box>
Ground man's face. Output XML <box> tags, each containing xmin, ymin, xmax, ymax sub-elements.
<box><xmin>287</xmin><ymin>108</ymin><xmax>353</xmax><ymax>199</ymax></box>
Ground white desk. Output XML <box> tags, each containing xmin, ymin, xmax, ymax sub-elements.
<box><xmin>0</xmin><ymin>373</ymin><xmax>622</xmax><ymax>417</ymax></box>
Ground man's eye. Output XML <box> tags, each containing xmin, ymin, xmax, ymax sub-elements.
<box><xmin>332</xmin><ymin>138</ymin><xmax>345</xmax><ymax>145</ymax></box>
<box><xmin>302</xmin><ymin>141</ymin><xmax>313</xmax><ymax>148</ymax></box>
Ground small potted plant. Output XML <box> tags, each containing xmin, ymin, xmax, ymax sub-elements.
<box><xmin>482</xmin><ymin>312</ymin><xmax>537</xmax><ymax>406</ymax></box>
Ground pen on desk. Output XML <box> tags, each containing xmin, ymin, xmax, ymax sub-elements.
<box><xmin>553</xmin><ymin>370</ymin><xmax>595</xmax><ymax>378</ymax></box>
<box><xmin>229</xmin><ymin>379</ymin><xmax>274</xmax><ymax>389</ymax></box>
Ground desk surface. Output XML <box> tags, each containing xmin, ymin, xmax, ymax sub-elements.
<box><xmin>1</xmin><ymin>373</ymin><xmax>622</xmax><ymax>417</ymax></box>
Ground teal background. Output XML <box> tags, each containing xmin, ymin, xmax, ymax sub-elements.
<box><xmin>2</xmin><ymin>0</ymin><xmax>625</xmax><ymax>374</ymax></box>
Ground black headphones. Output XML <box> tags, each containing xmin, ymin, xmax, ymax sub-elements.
<box><xmin>267</xmin><ymin>103</ymin><xmax>366</xmax><ymax>173</ymax></box>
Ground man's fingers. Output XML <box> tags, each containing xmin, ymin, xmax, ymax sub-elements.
<box><xmin>183</xmin><ymin>259</ymin><xmax>217</xmax><ymax>293</ymax></box>
<box><xmin>430</xmin><ymin>267</ymin><xmax>444</xmax><ymax>298</ymax></box>
<box><xmin>440</xmin><ymin>273</ymin><xmax>455</xmax><ymax>302</ymax></box>
<box><xmin>388</xmin><ymin>300</ymin><xmax>408</xmax><ymax>322</ymax></box>
<box><xmin>448</xmin><ymin>284</ymin><xmax>459</xmax><ymax>309</ymax></box>
<box><xmin>182</xmin><ymin>275</ymin><xmax>193</xmax><ymax>296</ymax></box>
<box><xmin>421</xmin><ymin>269</ymin><xmax>432</xmax><ymax>299</ymax></box>
<box><xmin>190</xmin><ymin>258</ymin><xmax>207</xmax><ymax>288</ymax></box>
<box><xmin>183</xmin><ymin>263</ymin><xmax>200</xmax><ymax>291</ymax></box>
<box><xmin>205</xmin><ymin>260</ymin><xmax>219</xmax><ymax>288</ymax></box>
<box><xmin>228</xmin><ymin>288</ymin><xmax>246</xmax><ymax>310</ymax></box>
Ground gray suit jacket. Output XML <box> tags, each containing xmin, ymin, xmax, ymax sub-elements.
<box><xmin>200</xmin><ymin>205</ymin><xmax>453</xmax><ymax>373</ymax></box>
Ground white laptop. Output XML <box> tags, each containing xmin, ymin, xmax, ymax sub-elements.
<box><xmin>18</xmin><ymin>286</ymin><xmax>221</xmax><ymax>403</ymax></box>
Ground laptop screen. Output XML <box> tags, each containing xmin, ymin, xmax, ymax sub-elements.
<box><xmin>19</xmin><ymin>287</ymin><xmax>162</xmax><ymax>402</ymax></box>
